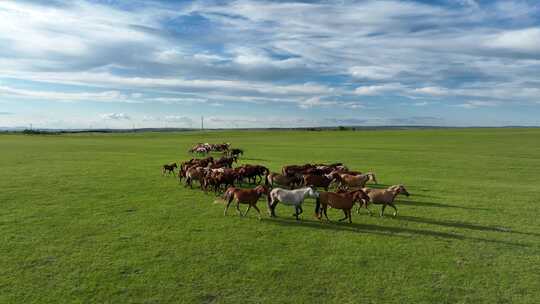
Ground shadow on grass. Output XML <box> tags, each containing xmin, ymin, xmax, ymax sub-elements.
<box><xmin>396</xmin><ymin>215</ymin><xmax>540</xmax><ymax>237</ymax></box>
<box><xmin>399</xmin><ymin>199</ymin><xmax>489</xmax><ymax>211</ymax></box>
<box><xmin>264</xmin><ymin>216</ymin><xmax>529</xmax><ymax>248</ymax></box>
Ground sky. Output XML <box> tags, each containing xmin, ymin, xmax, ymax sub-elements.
<box><xmin>0</xmin><ymin>0</ymin><xmax>539</xmax><ymax>129</ymax></box>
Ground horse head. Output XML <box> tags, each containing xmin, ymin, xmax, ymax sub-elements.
<box><xmin>389</xmin><ymin>184</ymin><xmax>410</xmax><ymax>197</ymax></box>
<box><xmin>367</xmin><ymin>172</ymin><xmax>378</xmax><ymax>184</ymax></box>
<box><xmin>256</xmin><ymin>185</ymin><xmax>269</xmax><ymax>195</ymax></box>
<box><xmin>307</xmin><ymin>187</ymin><xmax>319</xmax><ymax>198</ymax></box>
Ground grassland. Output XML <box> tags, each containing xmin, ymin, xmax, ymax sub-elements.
<box><xmin>1</xmin><ymin>129</ymin><xmax>539</xmax><ymax>303</ymax></box>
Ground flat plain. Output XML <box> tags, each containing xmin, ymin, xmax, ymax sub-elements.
<box><xmin>1</xmin><ymin>129</ymin><xmax>539</xmax><ymax>303</ymax></box>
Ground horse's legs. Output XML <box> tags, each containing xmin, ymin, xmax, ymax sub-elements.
<box><xmin>243</xmin><ymin>205</ymin><xmax>251</xmax><ymax>217</ymax></box>
<box><xmin>338</xmin><ymin>209</ymin><xmax>348</xmax><ymax>222</ymax></box>
<box><xmin>236</xmin><ymin>202</ymin><xmax>242</xmax><ymax>216</ymax></box>
<box><xmin>380</xmin><ymin>204</ymin><xmax>387</xmax><ymax>217</ymax></box>
<box><xmin>347</xmin><ymin>209</ymin><xmax>352</xmax><ymax>223</ymax></box>
<box><xmin>252</xmin><ymin>204</ymin><xmax>262</xmax><ymax>220</ymax></box>
<box><xmin>365</xmin><ymin>205</ymin><xmax>373</xmax><ymax>216</ymax></box>
<box><xmin>293</xmin><ymin>206</ymin><xmax>300</xmax><ymax>220</ymax></box>
<box><xmin>389</xmin><ymin>203</ymin><xmax>398</xmax><ymax>217</ymax></box>
<box><xmin>224</xmin><ymin>197</ymin><xmax>233</xmax><ymax>216</ymax></box>
<box><xmin>323</xmin><ymin>205</ymin><xmax>330</xmax><ymax>221</ymax></box>
<box><xmin>270</xmin><ymin>200</ymin><xmax>278</xmax><ymax>217</ymax></box>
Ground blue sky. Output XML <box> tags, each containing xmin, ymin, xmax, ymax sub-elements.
<box><xmin>0</xmin><ymin>0</ymin><xmax>539</xmax><ymax>128</ymax></box>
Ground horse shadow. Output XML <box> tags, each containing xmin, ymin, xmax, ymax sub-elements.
<box><xmin>264</xmin><ymin>216</ymin><xmax>529</xmax><ymax>247</ymax></box>
<box><xmin>398</xmin><ymin>199</ymin><xmax>490</xmax><ymax>211</ymax></box>
<box><xmin>395</xmin><ymin>215</ymin><xmax>540</xmax><ymax>237</ymax></box>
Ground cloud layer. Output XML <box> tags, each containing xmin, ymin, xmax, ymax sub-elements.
<box><xmin>0</xmin><ymin>0</ymin><xmax>539</xmax><ymax>128</ymax></box>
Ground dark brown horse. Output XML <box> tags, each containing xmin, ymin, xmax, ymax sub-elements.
<box><xmin>161</xmin><ymin>163</ymin><xmax>177</xmax><ymax>176</ymax></box>
<box><xmin>213</xmin><ymin>156</ymin><xmax>236</xmax><ymax>168</ymax></box>
<box><xmin>315</xmin><ymin>190</ymin><xmax>369</xmax><ymax>223</ymax></box>
<box><xmin>238</xmin><ymin>164</ymin><xmax>269</xmax><ymax>184</ymax></box>
<box><xmin>223</xmin><ymin>185</ymin><xmax>269</xmax><ymax>219</ymax></box>
<box><xmin>229</xmin><ymin>148</ymin><xmax>243</xmax><ymax>158</ymax></box>
<box><xmin>302</xmin><ymin>172</ymin><xmax>340</xmax><ymax>191</ymax></box>
<box><xmin>265</xmin><ymin>172</ymin><xmax>302</xmax><ymax>189</ymax></box>
<box><xmin>204</xmin><ymin>169</ymin><xmax>238</xmax><ymax>193</ymax></box>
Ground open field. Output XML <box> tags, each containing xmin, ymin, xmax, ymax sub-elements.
<box><xmin>1</xmin><ymin>129</ymin><xmax>539</xmax><ymax>303</ymax></box>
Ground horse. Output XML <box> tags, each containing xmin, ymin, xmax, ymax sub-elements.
<box><xmin>213</xmin><ymin>156</ymin><xmax>236</xmax><ymax>168</ymax></box>
<box><xmin>229</xmin><ymin>148</ymin><xmax>243</xmax><ymax>158</ymax></box>
<box><xmin>282</xmin><ymin>164</ymin><xmax>314</xmax><ymax>177</ymax></box>
<box><xmin>303</xmin><ymin>172</ymin><xmax>341</xmax><ymax>191</ymax></box>
<box><xmin>267</xmin><ymin>187</ymin><xmax>319</xmax><ymax>220</ymax></box>
<box><xmin>265</xmin><ymin>172</ymin><xmax>303</xmax><ymax>189</ymax></box>
<box><xmin>238</xmin><ymin>165</ymin><xmax>269</xmax><ymax>184</ymax></box>
<box><xmin>315</xmin><ymin>190</ymin><xmax>370</xmax><ymax>223</ymax></box>
<box><xmin>338</xmin><ymin>172</ymin><xmax>377</xmax><ymax>189</ymax></box>
<box><xmin>161</xmin><ymin>163</ymin><xmax>177</xmax><ymax>176</ymax></box>
<box><xmin>223</xmin><ymin>185</ymin><xmax>269</xmax><ymax>220</ymax></box>
<box><xmin>204</xmin><ymin>169</ymin><xmax>238</xmax><ymax>193</ymax></box>
<box><xmin>360</xmin><ymin>184</ymin><xmax>410</xmax><ymax>217</ymax></box>
<box><xmin>184</xmin><ymin>166</ymin><xmax>208</xmax><ymax>189</ymax></box>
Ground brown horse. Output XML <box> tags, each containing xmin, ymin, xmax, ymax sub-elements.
<box><xmin>238</xmin><ymin>164</ymin><xmax>269</xmax><ymax>184</ymax></box>
<box><xmin>223</xmin><ymin>185</ymin><xmax>269</xmax><ymax>220</ymax></box>
<box><xmin>338</xmin><ymin>172</ymin><xmax>377</xmax><ymax>189</ymax></box>
<box><xmin>303</xmin><ymin>172</ymin><xmax>340</xmax><ymax>191</ymax></box>
<box><xmin>315</xmin><ymin>190</ymin><xmax>369</xmax><ymax>223</ymax></box>
<box><xmin>184</xmin><ymin>166</ymin><xmax>207</xmax><ymax>189</ymax></box>
<box><xmin>360</xmin><ymin>185</ymin><xmax>410</xmax><ymax>217</ymax></box>
<box><xmin>265</xmin><ymin>172</ymin><xmax>303</xmax><ymax>189</ymax></box>
<box><xmin>162</xmin><ymin>163</ymin><xmax>177</xmax><ymax>176</ymax></box>
<box><xmin>213</xmin><ymin>156</ymin><xmax>236</xmax><ymax>168</ymax></box>
<box><xmin>204</xmin><ymin>169</ymin><xmax>238</xmax><ymax>193</ymax></box>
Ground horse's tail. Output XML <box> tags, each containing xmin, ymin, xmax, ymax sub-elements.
<box><xmin>223</xmin><ymin>187</ymin><xmax>236</xmax><ymax>201</ymax></box>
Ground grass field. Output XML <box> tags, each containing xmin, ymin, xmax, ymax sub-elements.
<box><xmin>1</xmin><ymin>129</ymin><xmax>539</xmax><ymax>303</ymax></box>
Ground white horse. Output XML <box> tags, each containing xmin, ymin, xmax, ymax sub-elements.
<box><xmin>268</xmin><ymin>187</ymin><xmax>319</xmax><ymax>220</ymax></box>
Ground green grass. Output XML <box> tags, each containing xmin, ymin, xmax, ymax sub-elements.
<box><xmin>1</xmin><ymin>129</ymin><xmax>539</xmax><ymax>303</ymax></box>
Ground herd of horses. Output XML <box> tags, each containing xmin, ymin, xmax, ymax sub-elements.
<box><xmin>163</xmin><ymin>144</ymin><xmax>410</xmax><ymax>223</ymax></box>
<box><xmin>188</xmin><ymin>142</ymin><xmax>243</xmax><ymax>157</ymax></box>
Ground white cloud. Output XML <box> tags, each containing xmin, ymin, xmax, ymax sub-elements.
<box><xmin>484</xmin><ymin>28</ymin><xmax>540</xmax><ymax>53</ymax></box>
<box><xmin>354</xmin><ymin>83</ymin><xmax>404</xmax><ymax>96</ymax></box>
<box><xmin>413</xmin><ymin>86</ymin><xmax>450</xmax><ymax>96</ymax></box>
<box><xmin>0</xmin><ymin>85</ymin><xmax>140</xmax><ymax>103</ymax></box>
<box><xmin>455</xmin><ymin>100</ymin><xmax>499</xmax><ymax>109</ymax></box>
<box><xmin>100</xmin><ymin>113</ymin><xmax>130</xmax><ymax>120</ymax></box>
<box><xmin>349</xmin><ymin>65</ymin><xmax>403</xmax><ymax>80</ymax></box>
<box><xmin>298</xmin><ymin>97</ymin><xmax>337</xmax><ymax>109</ymax></box>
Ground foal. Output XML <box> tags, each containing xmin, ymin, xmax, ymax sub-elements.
<box><xmin>162</xmin><ymin>163</ymin><xmax>177</xmax><ymax>176</ymax></box>
<box><xmin>268</xmin><ymin>187</ymin><xmax>319</xmax><ymax>220</ymax></box>
<box><xmin>224</xmin><ymin>185</ymin><xmax>269</xmax><ymax>220</ymax></box>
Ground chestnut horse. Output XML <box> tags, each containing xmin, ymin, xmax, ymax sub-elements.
<box><xmin>223</xmin><ymin>185</ymin><xmax>269</xmax><ymax>220</ymax></box>
<box><xmin>360</xmin><ymin>184</ymin><xmax>410</xmax><ymax>217</ymax></box>
<box><xmin>315</xmin><ymin>190</ymin><xmax>369</xmax><ymax>223</ymax></box>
